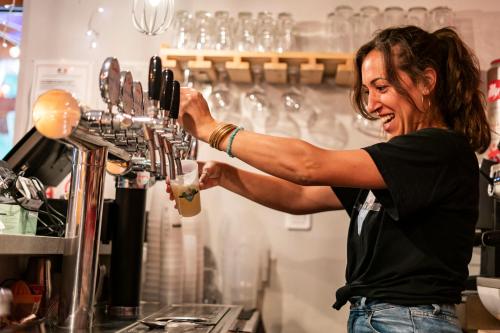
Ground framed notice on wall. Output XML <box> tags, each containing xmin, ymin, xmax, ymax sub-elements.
<box><xmin>29</xmin><ymin>61</ymin><xmax>92</xmax><ymax>123</ymax></box>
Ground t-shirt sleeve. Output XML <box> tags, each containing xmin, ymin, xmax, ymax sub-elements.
<box><xmin>331</xmin><ymin>187</ymin><xmax>360</xmax><ymax>217</ymax></box>
<box><xmin>363</xmin><ymin>131</ymin><xmax>456</xmax><ymax>221</ymax></box>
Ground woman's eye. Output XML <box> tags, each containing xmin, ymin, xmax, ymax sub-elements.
<box><xmin>375</xmin><ymin>85</ymin><xmax>388</xmax><ymax>92</ymax></box>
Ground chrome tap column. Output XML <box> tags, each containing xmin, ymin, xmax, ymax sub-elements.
<box><xmin>32</xmin><ymin>88</ymin><xmax>131</xmax><ymax>331</ymax></box>
<box><xmin>59</xmin><ymin>143</ymin><xmax>108</xmax><ymax>330</ymax></box>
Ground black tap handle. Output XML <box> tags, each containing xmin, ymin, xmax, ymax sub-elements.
<box><xmin>148</xmin><ymin>56</ymin><xmax>162</xmax><ymax>101</ymax></box>
<box><xmin>160</xmin><ymin>69</ymin><xmax>174</xmax><ymax>111</ymax></box>
<box><xmin>169</xmin><ymin>80</ymin><xmax>180</xmax><ymax>120</ymax></box>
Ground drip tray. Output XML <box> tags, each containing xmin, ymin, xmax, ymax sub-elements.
<box><xmin>118</xmin><ymin>304</ymin><xmax>242</xmax><ymax>333</ymax></box>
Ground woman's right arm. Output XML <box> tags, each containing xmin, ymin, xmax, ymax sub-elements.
<box><xmin>211</xmin><ymin>162</ymin><xmax>344</xmax><ymax>214</ymax></box>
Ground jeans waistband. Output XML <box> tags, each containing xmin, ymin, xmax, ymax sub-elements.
<box><xmin>349</xmin><ymin>296</ymin><xmax>456</xmax><ymax>314</ymax></box>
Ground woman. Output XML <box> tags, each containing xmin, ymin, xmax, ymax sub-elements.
<box><xmin>170</xmin><ymin>26</ymin><xmax>490</xmax><ymax>332</ymax></box>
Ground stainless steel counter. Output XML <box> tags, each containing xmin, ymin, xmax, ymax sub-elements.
<box><xmin>1</xmin><ymin>303</ymin><xmax>248</xmax><ymax>333</ymax></box>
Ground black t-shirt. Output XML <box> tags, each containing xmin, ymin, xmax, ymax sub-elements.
<box><xmin>332</xmin><ymin>128</ymin><xmax>479</xmax><ymax>310</ymax></box>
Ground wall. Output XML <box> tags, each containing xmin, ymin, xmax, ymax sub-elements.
<box><xmin>12</xmin><ymin>1</ymin><xmax>500</xmax><ymax>332</ymax></box>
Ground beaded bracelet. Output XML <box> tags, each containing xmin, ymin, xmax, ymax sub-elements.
<box><xmin>226</xmin><ymin>127</ymin><xmax>244</xmax><ymax>158</ymax></box>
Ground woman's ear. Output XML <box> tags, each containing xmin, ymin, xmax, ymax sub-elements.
<box><xmin>420</xmin><ymin>67</ymin><xmax>437</xmax><ymax>95</ymax></box>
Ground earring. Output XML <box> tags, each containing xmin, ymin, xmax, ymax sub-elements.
<box><xmin>421</xmin><ymin>95</ymin><xmax>431</xmax><ymax>112</ymax></box>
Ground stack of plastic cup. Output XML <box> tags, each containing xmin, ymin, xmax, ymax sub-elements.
<box><xmin>142</xmin><ymin>215</ymin><xmax>161</xmax><ymax>302</ymax></box>
<box><xmin>141</xmin><ymin>185</ymin><xmax>166</xmax><ymax>302</ymax></box>
<box><xmin>160</xmin><ymin>202</ymin><xmax>185</xmax><ymax>305</ymax></box>
<box><xmin>181</xmin><ymin>213</ymin><xmax>205</xmax><ymax>302</ymax></box>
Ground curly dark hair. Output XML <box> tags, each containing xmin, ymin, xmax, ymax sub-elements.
<box><xmin>352</xmin><ymin>25</ymin><xmax>491</xmax><ymax>153</ymax></box>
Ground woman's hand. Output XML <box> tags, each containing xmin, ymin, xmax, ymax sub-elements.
<box><xmin>179</xmin><ymin>87</ymin><xmax>218</xmax><ymax>142</ymax></box>
<box><xmin>198</xmin><ymin>161</ymin><xmax>223</xmax><ymax>190</ymax></box>
<box><xmin>166</xmin><ymin>161</ymin><xmax>223</xmax><ymax>203</ymax></box>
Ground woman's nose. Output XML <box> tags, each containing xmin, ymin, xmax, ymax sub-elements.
<box><xmin>366</xmin><ymin>92</ymin><xmax>381</xmax><ymax>114</ymax></box>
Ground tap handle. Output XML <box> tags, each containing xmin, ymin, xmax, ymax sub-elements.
<box><xmin>148</xmin><ymin>56</ymin><xmax>163</xmax><ymax>102</ymax></box>
<box><xmin>99</xmin><ymin>57</ymin><xmax>121</xmax><ymax>110</ymax></box>
<box><xmin>132</xmin><ymin>81</ymin><xmax>144</xmax><ymax>116</ymax></box>
<box><xmin>160</xmin><ymin>69</ymin><xmax>174</xmax><ymax>112</ymax></box>
<box><xmin>169</xmin><ymin>80</ymin><xmax>181</xmax><ymax>120</ymax></box>
<box><xmin>120</xmin><ymin>71</ymin><xmax>134</xmax><ymax>115</ymax></box>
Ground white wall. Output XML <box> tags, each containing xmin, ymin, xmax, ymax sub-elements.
<box><xmin>13</xmin><ymin>1</ymin><xmax>500</xmax><ymax>332</ymax></box>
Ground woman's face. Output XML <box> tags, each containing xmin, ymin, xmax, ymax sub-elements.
<box><xmin>361</xmin><ymin>49</ymin><xmax>429</xmax><ymax>139</ymax></box>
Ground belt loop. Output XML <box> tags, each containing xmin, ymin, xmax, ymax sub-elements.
<box><xmin>432</xmin><ymin>304</ymin><xmax>441</xmax><ymax>315</ymax></box>
<box><xmin>360</xmin><ymin>297</ymin><xmax>367</xmax><ymax>308</ymax></box>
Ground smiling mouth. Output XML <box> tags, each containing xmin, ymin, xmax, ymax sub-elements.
<box><xmin>380</xmin><ymin>114</ymin><xmax>395</xmax><ymax>125</ymax></box>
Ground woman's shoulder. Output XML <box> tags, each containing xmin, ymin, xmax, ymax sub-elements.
<box><xmin>394</xmin><ymin>128</ymin><xmax>476</xmax><ymax>164</ymax></box>
<box><xmin>391</xmin><ymin>128</ymin><xmax>470</xmax><ymax>149</ymax></box>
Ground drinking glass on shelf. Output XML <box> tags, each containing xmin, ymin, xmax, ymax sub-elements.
<box><xmin>194</xmin><ymin>10</ymin><xmax>214</xmax><ymax>50</ymax></box>
<box><xmin>241</xmin><ymin>64</ymin><xmax>272</xmax><ymax>133</ymax></box>
<box><xmin>406</xmin><ymin>7</ymin><xmax>429</xmax><ymax>30</ymax></box>
<box><xmin>234</xmin><ymin>12</ymin><xmax>255</xmax><ymax>51</ymax></box>
<box><xmin>171</xmin><ymin>10</ymin><xmax>193</xmax><ymax>49</ymax></box>
<box><xmin>214</xmin><ymin>11</ymin><xmax>233</xmax><ymax>50</ymax></box>
<box><xmin>382</xmin><ymin>6</ymin><xmax>405</xmax><ymax>28</ymax></box>
<box><xmin>429</xmin><ymin>6</ymin><xmax>454</xmax><ymax>31</ymax></box>
<box><xmin>360</xmin><ymin>6</ymin><xmax>381</xmax><ymax>42</ymax></box>
<box><xmin>255</xmin><ymin>12</ymin><xmax>276</xmax><ymax>52</ymax></box>
<box><xmin>275</xmin><ymin>12</ymin><xmax>295</xmax><ymax>52</ymax></box>
<box><xmin>350</xmin><ymin>13</ymin><xmax>364</xmax><ymax>51</ymax></box>
<box><xmin>325</xmin><ymin>5</ymin><xmax>354</xmax><ymax>53</ymax></box>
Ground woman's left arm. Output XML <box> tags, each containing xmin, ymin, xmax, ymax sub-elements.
<box><xmin>179</xmin><ymin>88</ymin><xmax>387</xmax><ymax>189</ymax></box>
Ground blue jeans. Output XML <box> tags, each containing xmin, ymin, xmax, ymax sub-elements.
<box><xmin>348</xmin><ymin>297</ymin><xmax>462</xmax><ymax>333</ymax></box>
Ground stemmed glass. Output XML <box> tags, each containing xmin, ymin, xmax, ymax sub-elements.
<box><xmin>352</xmin><ymin>114</ymin><xmax>385</xmax><ymax>139</ymax></box>
<box><xmin>242</xmin><ymin>64</ymin><xmax>272</xmax><ymax>133</ymax></box>
<box><xmin>308</xmin><ymin>108</ymin><xmax>348</xmax><ymax>149</ymax></box>
<box><xmin>208</xmin><ymin>63</ymin><xmax>234</xmax><ymax>120</ymax></box>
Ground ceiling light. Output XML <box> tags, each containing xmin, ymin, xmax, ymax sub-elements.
<box><xmin>9</xmin><ymin>45</ymin><xmax>19</xmax><ymax>58</ymax></box>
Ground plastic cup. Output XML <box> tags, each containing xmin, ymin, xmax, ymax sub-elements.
<box><xmin>170</xmin><ymin>160</ymin><xmax>201</xmax><ymax>217</ymax></box>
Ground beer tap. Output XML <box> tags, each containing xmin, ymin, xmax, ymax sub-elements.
<box><xmin>168</xmin><ymin>80</ymin><xmax>187</xmax><ymax>176</ymax></box>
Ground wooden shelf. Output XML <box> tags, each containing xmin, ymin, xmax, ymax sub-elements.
<box><xmin>159</xmin><ymin>47</ymin><xmax>354</xmax><ymax>86</ymax></box>
<box><xmin>0</xmin><ymin>234</ymin><xmax>112</xmax><ymax>255</ymax></box>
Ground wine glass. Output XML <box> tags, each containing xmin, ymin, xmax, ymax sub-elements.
<box><xmin>308</xmin><ymin>108</ymin><xmax>348</xmax><ymax>149</ymax></box>
<box><xmin>208</xmin><ymin>63</ymin><xmax>233</xmax><ymax>120</ymax></box>
<box><xmin>352</xmin><ymin>114</ymin><xmax>385</xmax><ymax>139</ymax></box>
<box><xmin>241</xmin><ymin>64</ymin><xmax>272</xmax><ymax>133</ymax></box>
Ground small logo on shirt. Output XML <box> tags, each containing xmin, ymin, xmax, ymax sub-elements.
<box><xmin>356</xmin><ymin>191</ymin><xmax>381</xmax><ymax>235</ymax></box>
